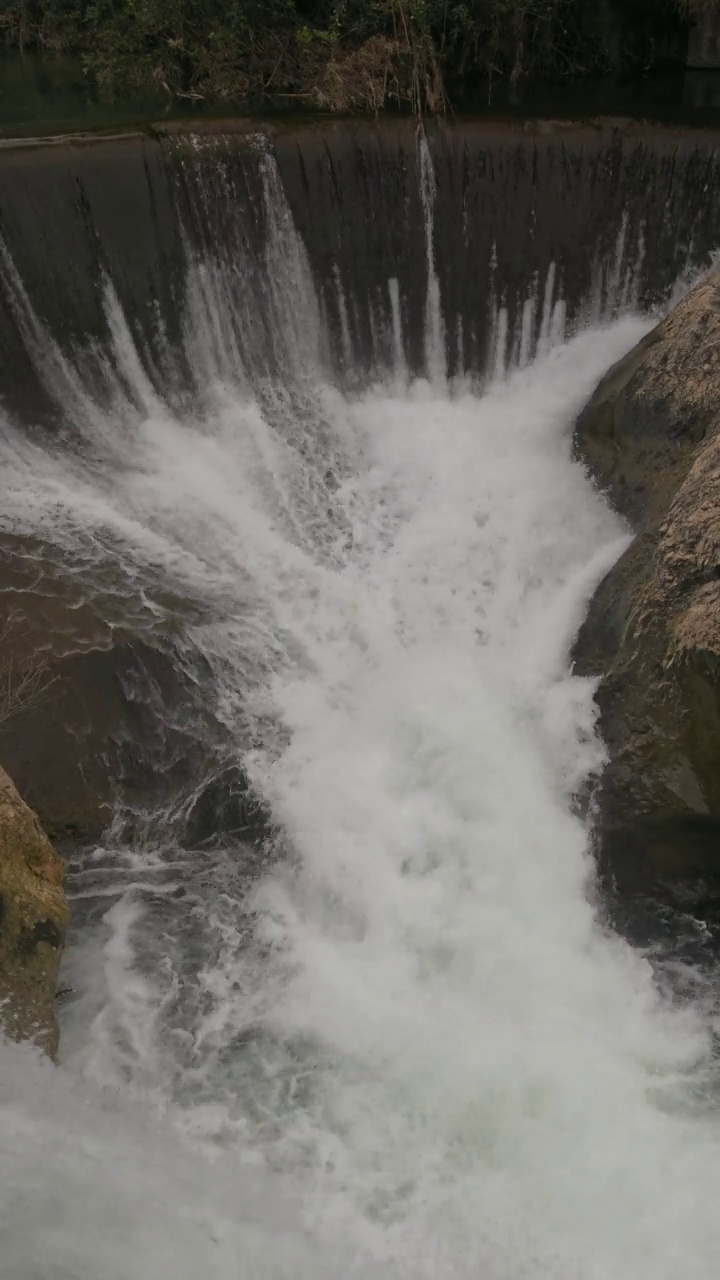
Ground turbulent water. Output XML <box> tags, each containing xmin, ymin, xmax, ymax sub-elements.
<box><xmin>1</xmin><ymin>133</ymin><xmax>720</xmax><ymax>1280</ymax></box>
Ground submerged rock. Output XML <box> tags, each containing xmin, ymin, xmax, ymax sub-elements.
<box><xmin>0</xmin><ymin>764</ymin><xmax>68</xmax><ymax>1055</ymax></box>
<box><xmin>573</xmin><ymin>268</ymin><xmax>720</xmax><ymax>937</ymax></box>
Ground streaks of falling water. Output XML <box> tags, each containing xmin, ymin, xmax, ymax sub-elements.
<box><xmin>417</xmin><ymin>129</ymin><xmax>447</xmax><ymax>386</ymax></box>
<box><xmin>0</xmin><ymin>133</ymin><xmax>719</xmax><ymax>1280</ymax></box>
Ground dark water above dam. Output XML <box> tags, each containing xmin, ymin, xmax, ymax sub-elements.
<box><xmin>4</xmin><ymin>50</ymin><xmax>720</xmax><ymax>136</ymax></box>
<box><xmin>1</xmin><ymin>118</ymin><xmax>720</xmax><ymax>1278</ymax></box>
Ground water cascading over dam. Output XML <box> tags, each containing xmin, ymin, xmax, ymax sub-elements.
<box><xmin>1</xmin><ymin>118</ymin><xmax>720</xmax><ymax>1279</ymax></box>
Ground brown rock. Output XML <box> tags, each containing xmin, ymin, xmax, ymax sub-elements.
<box><xmin>573</xmin><ymin>268</ymin><xmax>720</xmax><ymax>931</ymax></box>
<box><xmin>0</xmin><ymin>764</ymin><xmax>68</xmax><ymax>1055</ymax></box>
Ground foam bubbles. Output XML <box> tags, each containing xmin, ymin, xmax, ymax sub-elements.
<box><xmin>1</xmin><ymin>156</ymin><xmax>719</xmax><ymax>1277</ymax></box>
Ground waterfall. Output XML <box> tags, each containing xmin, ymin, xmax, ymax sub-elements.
<box><xmin>1</xmin><ymin>122</ymin><xmax>719</xmax><ymax>1280</ymax></box>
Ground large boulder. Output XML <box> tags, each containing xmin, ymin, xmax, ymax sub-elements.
<box><xmin>0</xmin><ymin>765</ymin><xmax>68</xmax><ymax>1055</ymax></box>
<box><xmin>573</xmin><ymin>268</ymin><xmax>720</xmax><ymax>940</ymax></box>
<box><xmin>0</xmin><ymin>541</ymin><xmax>236</xmax><ymax>845</ymax></box>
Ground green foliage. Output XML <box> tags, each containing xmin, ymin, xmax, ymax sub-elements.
<box><xmin>0</xmin><ymin>0</ymin><xmax>87</xmax><ymax>50</ymax></box>
<box><xmin>0</xmin><ymin>0</ymin><xmax>695</xmax><ymax>109</ymax></box>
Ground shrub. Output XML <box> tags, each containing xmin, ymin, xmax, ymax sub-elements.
<box><xmin>0</xmin><ymin>0</ymin><xmax>695</xmax><ymax>110</ymax></box>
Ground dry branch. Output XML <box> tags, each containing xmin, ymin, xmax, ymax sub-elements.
<box><xmin>0</xmin><ymin>613</ymin><xmax>57</xmax><ymax>732</ymax></box>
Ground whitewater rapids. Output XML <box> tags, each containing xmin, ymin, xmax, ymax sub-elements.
<box><xmin>0</xmin><ymin>139</ymin><xmax>719</xmax><ymax>1280</ymax></box>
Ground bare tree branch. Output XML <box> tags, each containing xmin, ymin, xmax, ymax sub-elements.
<box><xmin>0</xmin><ymin>612</ymin><xmax>57</xmax><ymax>732</ymax></box>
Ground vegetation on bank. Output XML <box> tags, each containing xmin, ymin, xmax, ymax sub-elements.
<box><xmin>0</xmin><ymin>0</ymin><xmax>702</xmax><ymax>113</ymax></box>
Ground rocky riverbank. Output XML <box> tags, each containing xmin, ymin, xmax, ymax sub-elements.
<box><xmin>574</xmin><ymin>267</ymin><xmax>720</xmax><ymax>943</ymax></box>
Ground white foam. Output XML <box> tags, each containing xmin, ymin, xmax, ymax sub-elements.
<box><xmin>0</xmin><ymin>1040</ymin><xmax>337</xmax><ymax>1280</ymax></box>
<box><xmin>1</xmin><ymin>145</ymin><xmax>719</xmax><ymax>1278</ymax></box>
<box><xmin>2</xmin><ymin>316</ymin><xmax>718</xmax><ymax>1278</ymax></box>
<box><xmin>242</xmin><ymin>329</ymin><xmax>720</xmax><ymax>1278</ymax></box>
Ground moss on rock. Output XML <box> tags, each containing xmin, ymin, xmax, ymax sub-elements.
<box><xmin>0</xmin><ymin>764</ymin><xmax>68</xmax><ymax>1056</ymax></box>
<box><xmin>573</xmin><ymin>268</ymin><xmax>720</xmax><ymax>937</ymax></box>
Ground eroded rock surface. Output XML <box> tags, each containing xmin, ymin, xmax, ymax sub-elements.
<box><xmin>0</xmin><ymin>764</ymin><xmax>68</xmax><ymax>1055</ymax></box>
<box><xmin>574</xmin><ymin>268</ymin><xmax>720</xmax><ymax>939</ymax></box>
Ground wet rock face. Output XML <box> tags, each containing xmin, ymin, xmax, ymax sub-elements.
<box><xmin>573</xmin><ymin>269</ymin><xmax>720</xmax><ymax>941</ymax></box>
<box><xmin>0</xmin><ymin>765</ymin><xmax>68</xmax><ymax>1055</ymax></box>
<box><xmin>688</xmin><ymin>5</ymin><xmax>720</xmax><ymax>69</ymax></box>
<box><xmin>574</xmin><ymin>268</ymin><xmax>720</xmax><ymax>522</ymax></box>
